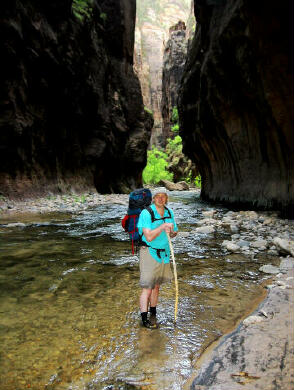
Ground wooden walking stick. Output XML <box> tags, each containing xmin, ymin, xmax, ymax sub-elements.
<box><xmin>167</xmin><ymin>233</ymin><xmax>178</xmax><ymax>322</ymax></box>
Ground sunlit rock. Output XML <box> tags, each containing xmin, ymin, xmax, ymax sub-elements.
<box><xmin>259</xmin><ymin>264</ymin><xmax>280</xmax><ymax>274</ymax></box>
<box><xmin>279</xmin><ymin>258</ymin><xmax>294</xmax><ymax>272</ymax></box>
<box><xmin>222</xmin><ymin>241</ymin><xmax>240</xmax><ymax>252</ymax></box>
<box><xmin>251</xmin><ymin>240</ymin><xmax>268</xmax><ymax>249</ymax></box>
<box><xmin>195</xmin><ymin>225</ymin><xmax>215</xmax><ymax>234</ymax></box>
<box><xmin>243</xmin><ymin>315</ymin><xmax>264</xmax><ymax>326</ymax></box>
<box><xmin>273</xmin><ymin>237</ymin><xmax>294</xmax><ymax>257</ymax></box>
<box><xmin>202</xmin><ymin>210</ymin><xmax>216</xmax><ymax>217</ymax></box>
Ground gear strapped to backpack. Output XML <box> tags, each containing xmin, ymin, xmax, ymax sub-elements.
<box><xmin>122</xmin><ymin>188</ymin><xmax>172</xmax><ymax>255</ymax></box>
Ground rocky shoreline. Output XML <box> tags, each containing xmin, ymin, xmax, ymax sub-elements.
<box><xmin>0</xmin><ymin>191</ymin><xmax>129</xmax><ymax>218</ymax></box>
<box><xmin>188</xmin><ymin>206</ymin><xmax>294</xmax><ymax>390</ymax></box>
<box><xmin>189</xmin><ymin>265</ymin><xmax>294</xmax><ymax>390</ymax></box>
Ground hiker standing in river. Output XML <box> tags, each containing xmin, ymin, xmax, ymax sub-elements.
<box><xmin>137</xmin><ymin>187</ymin><xmax>178</xmax><ymax>328</ymax></box>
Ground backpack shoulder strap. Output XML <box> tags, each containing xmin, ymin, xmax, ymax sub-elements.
<box><xmin>164</xmin><ymin>206</ymin><xmax>172</xmax><ymax>219</ymax></box>
<box><xmin>146</xmin><ymin>205</ymin><xmax>172</xmax><ymax>223</ymax></box>
<box><xmin>146</xmin><ymin>206</ymin><xmax>156</xmax><ymax>223</ymax></box>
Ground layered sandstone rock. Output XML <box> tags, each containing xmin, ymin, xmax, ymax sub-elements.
<box><xmin>179</xmin><ymin>0</ymin><xmax>294</xmax><ymax>216</ymax></box>
<box><xmin>162</xmin><ymin>21</ymin><xmax>188</xmax><ymax>141</ymax></box>
<box><xmin>134</xmin><ymin>0</ymin><xmax>192</xmax><ymax>147</ymax></box>
<box><xmin>0</xmin><ymin>0</ymin><xmax>152</xmax><ymax>198</ymax></box>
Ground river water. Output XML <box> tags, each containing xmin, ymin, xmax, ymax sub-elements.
<box><xmin>0</xmin><ymin>191</ymin><xmax>274</xmax><ymax>390</ymax></box>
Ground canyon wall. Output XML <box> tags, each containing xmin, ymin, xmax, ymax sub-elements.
<box><xmin>162</xmin><ymin>21</ymin><xmax>188</xmax><ymax>141</ymax></box>
<box><xmin>134</xmin><ymin>0</ymin><xmax>192</xmax><ymax>147</ymax></box>
<box><xmin>0</xmin><ymin>0</ymin><xmax>152</xmax><ymax>198</ymax></box>
<box><xmin>179</xmin><ymin>0</ymin><xmax>294</xmax><ymax>216</ymax></box>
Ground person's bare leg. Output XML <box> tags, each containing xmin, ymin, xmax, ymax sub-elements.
<box><xmin>140</xmin><ymin>288</ymin><xmax>152</xmax><ymax>312</ymax></box>
<box><xmin>140</xmin><ymin>288</ymin><xmax>158</xmax><ymax>328</ymax></box>
<box><xmin>150</xmin><ymin>284</ymin><xmax>160</xmax><ymax>308</ymax></box>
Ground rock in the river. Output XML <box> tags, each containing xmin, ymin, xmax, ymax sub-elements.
<box><xmin>195</xmin><ymin>225</ymin><xmax>215</xmax><ymax>234</ymax></box>
<box><xmin>251</xmin><ymin>239</ymin><xmax>268</xmax><ymax>250</ymax></box>
<box><xmin>159</xmin><ymin>179</ymin><xmax>190</xmax><ymax>191</ymax></box>
<box><xmin>6</xmin><ymin>222</ymin><xmax>26</xmax><ymax>228</ymax></box>
<box><xmin>259</xmin><ymin>264</ymin><xmax>280</xmax><ymax>274</ymax></box>
<box><xmin>198</xmin><ymin>218</ymin><xmax>217</xmax><ymax>226</ymax></box>
<box><xmin>202</xmin><ymin>210</ymin><xmax>216</xmax><ymax>217</ymax></box>
<box><xmin>273</xmin><ymin>237</ymin><xmax>294</xmax><ymax>257</ymax></box>
<box><xmin>237</xmin><ymin>240</ymin><xmax>250</xmax><ymax>248</ymax></box>
<box><xmin>243</xmin><ymin>315</ymin><xmax>264</xmax><ymax>326</ymax></box>
<box><xmin>279</xmin><ymin>258</ymin><xmax>294</xmax><ymax>272</ymax></box>
<box><xmin>222</xmin><ymin>241</ymin><xmax>240</xmax><ymax>252</ymax></box>
<box><xmin>230</xmin><ymin>224</ymin><xmax>239</xmax><ymax>233</ymax></box>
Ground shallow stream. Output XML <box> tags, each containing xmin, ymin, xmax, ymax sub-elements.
<box><xmin>0</xmin><ymin>191</ymin><xmax>275</xmax><ymax>390</ymax></box>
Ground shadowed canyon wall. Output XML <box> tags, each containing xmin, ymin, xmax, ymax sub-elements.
<box><xmin>162</xmin><ymin>21</ymin><xmax>188</xmax><ymax>141</ymax></box>
<box><xmin>179</xmin><ymin>0</ymin><xmax>294</xmax><ymax>216</ymax></box>
<box><xmin>134</xmin><ymin>0</ymin><xmax>192</xmax><ymax>147</ymax></box>
<box><xmin>0</xmin><ymin>0</ymin><xmax>152</xmax><ymax>198</ymax></box>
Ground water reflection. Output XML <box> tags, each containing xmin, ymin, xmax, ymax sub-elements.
<box><xmin>0</xmin><ymin>191</ymin><xmax>274</xmax><ymax>390</ymax></box>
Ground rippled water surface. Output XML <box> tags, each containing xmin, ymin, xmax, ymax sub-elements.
<box><xmin>0</xmin><ymin>192</ymin><xmax>275</xmax><ymax>390</ymax></box>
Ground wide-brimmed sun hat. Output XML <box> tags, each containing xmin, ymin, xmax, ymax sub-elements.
<box><xmin>153</xmin><ymin>187</ymin><xmax>168</xmax><ymax>197</ymax></box>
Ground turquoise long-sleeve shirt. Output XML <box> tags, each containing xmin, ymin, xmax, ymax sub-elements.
<box><xmin>137</xmin><ymin>204</ymin><xmax>178</xmax><ymax>264</ymax></box>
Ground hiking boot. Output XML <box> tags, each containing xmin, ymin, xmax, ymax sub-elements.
<box><xmin>149</xmin><ymin>312</ymin><xmax>157</xmax><ymax>325</ymax></box>
<box><xmin>142</xmin><ymin>319</ymin><xmax>159</xmax><ymax>329</ymax></box>
<box><xmin>149</xmin><ymin>306</ymin><xmax>157</xmax><ymax>316</ymax></box>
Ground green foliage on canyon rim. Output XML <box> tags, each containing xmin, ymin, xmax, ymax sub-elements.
<box><xmin>72</xmin><ymin>0</ymin><xmax>93</xmax><ymax>20</ymax></box>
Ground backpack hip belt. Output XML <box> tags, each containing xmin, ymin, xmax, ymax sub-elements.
<box><xmin>141</xmin><ymin>244</ymin><xmax>167</xmax><ymax>259</ymax></box>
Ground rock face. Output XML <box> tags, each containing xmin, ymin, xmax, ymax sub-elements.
<box><xmin>191</xmin><ymin>269</ymin><xmax>294</xmax><ymax>390</ymax></box>
<box><xmin>178</xmin><ymin>0</ymin><xmax>294</xmax><ymax>217</ymax></box>
<box><xmin>134</xmin><ymin>0</ymin><xmax>192</xmax><ymax>147</ymax></box>
<box><xmin>0</xmin><ymin>0</ymin><xmax>152</xmax><ymax>198</ymax></box>
<box><xmin>162</xmin><ymin>21</ymin><xmax>188</xmax><ymax>141</ymax></box>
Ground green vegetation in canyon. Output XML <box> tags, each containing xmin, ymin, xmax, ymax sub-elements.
<box><xmin>72</xmin><ymin>0</ymin><xmax>93</xmax><ymax>20</ymax></box>
<box><xmin>142</xmin><ymin>146</ymin><xmax>173</xmax><ymax>184</ymax></box>
<box><xmin>143</xmin><ymin>136</ymin><xmax>201</xmax><ymax>187</ymax></box>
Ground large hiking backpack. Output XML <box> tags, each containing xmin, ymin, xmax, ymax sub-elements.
<box><xmin>122</xmin><ymin>188</ymin><xmax>152</xmax><ymax>254</ymax></box>
<box><xmin>122</xmin><ymin>188</ymin><xmax>173</xmax><ymax>255</ymax></box>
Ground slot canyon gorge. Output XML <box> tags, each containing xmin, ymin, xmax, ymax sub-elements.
<box><xmin>0</xmin><ymin>0</ymin><xmax>293</xmax><ymax>216</ymax></box>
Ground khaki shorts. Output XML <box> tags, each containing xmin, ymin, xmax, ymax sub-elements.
<box><xmin>139</xmin><ymin>246</ymin><xmax>173</xmax><ymax>289</ymax></box>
